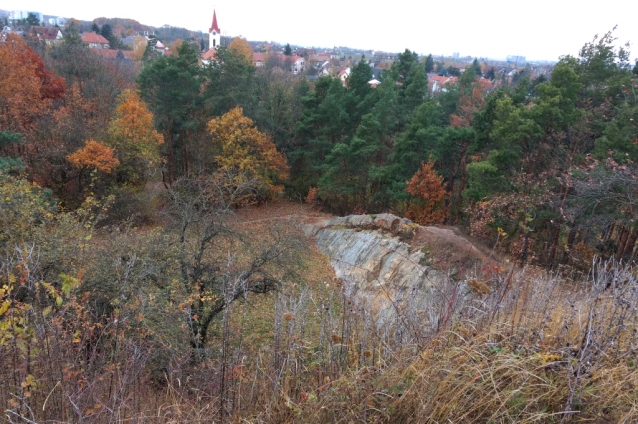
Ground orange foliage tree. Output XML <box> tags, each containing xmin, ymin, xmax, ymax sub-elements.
<box><xmin>450</xmin><ymin>86</ymin><xmax>485</xmax><ymax>129</ymax></box>
<box><xmin>0</xmin><ymin>34</ymin><xmax>64</xmax><ymax>132</ymax></box>
<box><xmin>405</xmin><ymin>161</ymin><xmax>448</xmax><ymax>225</ymax></box>
<box><xmin>67</xmin><ymin>140</ymin><xmax>119</xmax><ymax>173</ymax></box>
<box><xmin>207</xmin><ymin>107</ymin><xmax>289</xmax><ymax>200</ymax></box>
<box><xmin>107</xmin><ymin>90</ymin><xmax>162</xmax><ymax>183</ymax></box>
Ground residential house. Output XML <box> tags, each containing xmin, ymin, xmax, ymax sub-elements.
<box><xmin>28</xmin><ymin>26</ymin><xmax>63</xmax><ymax>45</ymax></box>
<box><xmin>252</xmin><ymin>52</ymin><xmax>265</xmax><ymax>67</ymax></box>
<box><xmin>82</xmin><ymin>32</ymin><xmax>109</xmax><ymax>49</ymax></box>
<box><xmin>476</xmin><ymin>77</ymin><xmax>496</xmax><ymax>94</ymax></box>
<box><xmin>154</xmin><ymin>40</ymin><xmax>168</xmax><ymax>55</ymax></box>
<box><xmin>315</xmin><ymin>60</ymin><xmax>333</xmax><ymax>75</ymax></box>
<box><xmin>287</xmin><ymin>55</ymin><xmax>304</xmax><ymax>74</ymax></box>
<box><xmin>310</xmin><ymin>53</ymin><xmax>331</xmax><ymax>63</ymax></box>
<box><xmin>338</xmin><ymin>67</ymin><xmax>351</xmax><ymax>85</ymax></box>
<box><xmin>202</xmin><ymin>47</ymin><xmax>218</xmax><ymax>66</ymax></box>
<box><xmin>428</xmin><ymin>74</ymin><xmax>458</xmax><ymax>94</ymax></box>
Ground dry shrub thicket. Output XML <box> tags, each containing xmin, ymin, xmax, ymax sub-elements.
<box><xmin>2</xmin><ymin>186</ymin><xmax>638</xmax><ymax>422</ymax></box>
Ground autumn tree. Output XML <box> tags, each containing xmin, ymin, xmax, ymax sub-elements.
<box><xmin>67</xmin><ymin>140</ymin><xmax>119</xmax><ymax>191</ymax></box>
<box><xmin>229</xmin><ymin>36</ymin><xmax>253</xmax><ymax>62</ymax></box>
<box><xmin>207</xmin><ymin>107</ymin><xmax>288</xmax><ymax>202</ymax></box>
<box><xmin>170</xmin><ymin>38</ymin><xmax>183</xmax><ymax>54</ymax></box>
<box><xmin>107</xmin><ymin>89</ymin><xmax>163</xmax><ymax>184</ymax></box>
<box><xmin>0</xmin><ymin>34</ymin><xmax>65</xmax><ymax>133</ymax></box>
<box><xmin>405</xmin><ymin>161</ymin><xmax>448</xmax><ymax>225</ymax></box>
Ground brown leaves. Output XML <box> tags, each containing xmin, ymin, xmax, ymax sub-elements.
<box><xmin>450</xmin><ymin>86</ymin><xmax>485</xmax><ymax>129</ymax></box>
<box><xmin>67</xmin><ymin>140</ymin><xmax>119</xmax><ymax>173</ymax></box>
<box><xmin>405</xmin><ymin>161</ymin><xmax>448</xmax><ymax>225</ymax></box>
<box><xmin>0</xmin><ymin>34</ymin><xmax>60</xmax><ymax>132</ymax></box>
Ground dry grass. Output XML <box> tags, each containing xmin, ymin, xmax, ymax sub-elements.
<box><xmin>3</xmin><ymin>200</ymin><xmax>638</xmax><ymax>423</ymax></box>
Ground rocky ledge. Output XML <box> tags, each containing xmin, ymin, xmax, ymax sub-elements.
<box><xmin>304</xmin><ymin>214</ymin><xmax>486</xmax><ymax>326</ymax></box>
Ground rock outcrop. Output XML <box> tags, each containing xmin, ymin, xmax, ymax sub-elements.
<box><xmin>304</xmin><ymin>214</ymin><xmax>492</xmax><ymax>326</ymax></box>
<box><xmin>305</xmin><ymin>215</ymin><xmax>437</xmax><ymax>325</ymax></box>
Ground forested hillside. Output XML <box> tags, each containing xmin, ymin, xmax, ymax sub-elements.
<box><xmin>1</xmin><ymin>26</ymin><xmax>638</xmax><ymax>422</ymax></box>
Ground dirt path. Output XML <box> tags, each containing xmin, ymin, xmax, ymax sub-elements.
<box><xmin>232</xmin><ymin>200</ymin><xmax>502</xmax><ymax>273</ymax></box>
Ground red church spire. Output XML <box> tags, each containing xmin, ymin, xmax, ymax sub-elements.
<box><xmin>209</xmin><ymin>10</ymin><xmax>220</xmax><ymax>33</ymax></box>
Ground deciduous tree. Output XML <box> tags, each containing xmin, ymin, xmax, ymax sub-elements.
<box><xmin>0</xmin><ymin>34</ymin><xmax>65</xmax><ymax>132</ymax></box>
<box><xmin>405</xmin><ymin>161</ymin><xmax>448</xmax><ymax>225</ymax></box>
<box><xmin>229</xmin><ymin>36</ymin><xmax>253</xmax><ymax>62</ymax></box>
<box><xmin>107</xmin><ymin>90</ymin><xmax>163</xmax><ymax>184</ymax></box>
<box><xmin>67</xmin><ymin>140</ymin><xmax>119</xmax><ymax>173</ymax></box>
<box><xmin>208</xmin><ymin>107</ymin><xmax>288</xmax><ymax>202</ymax></box>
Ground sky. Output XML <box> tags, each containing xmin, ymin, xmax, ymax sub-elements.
<box><xmin>3</xmin><ymin>0</ymin><xmax>637</xmax><ymax>61</ymax></box>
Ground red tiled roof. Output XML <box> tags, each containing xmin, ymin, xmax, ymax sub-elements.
<box><xmin>209</xmin><ymin>10</ymin><xmax>220</xmax><ymax>33</ymax></box>
<box><xmin>202</xmin><ymin>48</ymin><xmax>218</xmax><ymax>61</ymax></box>
<box><xmin>477</xmin><ymin>78</ymin><xmax>494</xmax><ymax>87</ymax></box>
<box><xmin>29</xmin><ymin>27</ymin><xmax>60</xmax><ymax>40</ymax></box>
<box><xmin>429</xmin><ymin>76</ymin><xmax>449</xmax><ymax>85</ymax></box>
<box><xmin>252</xmin><ymin>52</ymin><xmax>265</xmax><ymax>62</ymax></box>
<box><xmin>82</xmin><ymin>32</ymin><xmax>109</xmax><ymax>44</ymax></box>
<box><xmin>93</xmin><ymin>49</ymin><xmax>136</xmax><ymax>59</ymax></box>
<box><xmin>338</xmin><ymin>67</ymin><xmax>350</xmax><ymax>78</ymax></box>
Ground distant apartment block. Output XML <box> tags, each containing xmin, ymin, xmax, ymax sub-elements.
<box><xmin>507</xmin><ymin>55</ymin><xmax>526</xmax><ymax>64</ymax></box>
<box><xmin>9</xmin><ymin>10</ymin><xmax>43</xmax><ymax>22</ymax></box>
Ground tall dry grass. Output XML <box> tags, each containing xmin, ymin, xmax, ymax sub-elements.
<box><xmin>2</xmin><ymin>219</ymin><xmax>638</xmax><ymax>423</ymax></box>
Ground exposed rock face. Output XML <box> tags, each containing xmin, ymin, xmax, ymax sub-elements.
<box><xmin>309</xmin><ymin>214</ymin><xmax>445</xmax><ymax>326</ymax></box>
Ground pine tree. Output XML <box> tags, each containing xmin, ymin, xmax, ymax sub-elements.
<box><xmin>424</xmin><ymin>54</ymin><xmax>434</xmax><ymax>73</ymax></box>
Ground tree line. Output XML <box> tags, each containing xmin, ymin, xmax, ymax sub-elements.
<box><xmin>2</xmin><ymin>29</ymin><xmax>638</xmax><ymax>272</ymax></box>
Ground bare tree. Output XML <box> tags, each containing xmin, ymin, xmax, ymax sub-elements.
<box><xmin>162</xmin><ymin>170</ymin><xmax>306</xmax><ymax>360</ymax></box>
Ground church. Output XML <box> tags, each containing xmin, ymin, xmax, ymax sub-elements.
<box><xmin>201</xmin><ymin>10</ymin><xmax>221</xmax><ymax>66</ymax></box>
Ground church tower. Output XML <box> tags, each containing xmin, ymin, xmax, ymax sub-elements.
<box><xmin>209</xmin><ymin>10</ymin><xmax>221</xmax><ymax>49</ymax></box>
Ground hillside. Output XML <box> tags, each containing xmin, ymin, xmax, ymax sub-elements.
<box><xmin>1</xmin><ymin>18</ymin><xmax>638</xmax><ymax>423</ymax></box>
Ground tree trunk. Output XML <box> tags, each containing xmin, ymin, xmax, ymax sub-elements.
<box><xmin>546</xmin><ymin>222</ymin><xmax>561</xmax><ymax>268</ymax></box>
<box><xmin>562</xmin><ymin>222</ymin><xmax>578</xmax><ymax>264</ymax></box>
<box><xmin>616</xmin><ymin>226</ymin><xmax>630</xmax><ymax>261</ymax></box>
<box><xmin>623</xmin><ymin>228</ymin><xmax>638</xmax><ymax>261</ymax></box>
<box><xmin>455</xmin><ymin>149</ymin><xmax>468</xmax><ymax>223</ymax></box>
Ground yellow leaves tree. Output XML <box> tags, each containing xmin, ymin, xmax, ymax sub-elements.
<box><xmin>0</xmin><ymin>173</ymin><xmax>55</xmax><ymax>250</ymax></box>
<box><xmin>405</xmin><ymin>161</ymin><xmax>448</xmax><ymax>225</ymax></box>
<box><xmin>229</xmin><ymin>36</ymin><xmax>253</xmax><ymax>62</ymax></box>
<box><xmin>170</xmin><ymin>38</ymin><xmax>183</xmax><ymax>55</ymax></box>
<box><xmin>107</xmin><ymin>89</ymin><xmax>162</xmax><ymax>184</ymax></box>
<box><xmin>207</xmin><ymin>107</ymin><xmax>288</xmax><ymax>201</ymax></box>
<box><xmin>131</xmin><ymin>36</ymin><xmax>148</xmax><ymax>61</ymax></box>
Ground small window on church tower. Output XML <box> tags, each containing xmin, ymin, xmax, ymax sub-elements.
<box><xmin>213</xmin><ymin>39</ymin><xmax>216</xmax><ymax>47</ymax></box>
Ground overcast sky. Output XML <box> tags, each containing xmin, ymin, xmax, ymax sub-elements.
<box><xmin>3</xmin><ymin>0</ymin><xmax>637</xmax><ymax>61</ymax></box>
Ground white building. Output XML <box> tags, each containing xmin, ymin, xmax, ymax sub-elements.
<box><xmin>9</xmin><ymin>10</ymin><xmax>43</xmax><ymax>22</ymax></box>
<box><xmin>202</xmin><ymin>10</ymin><xmax>221</xmax><ymax>66</ymax></box>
